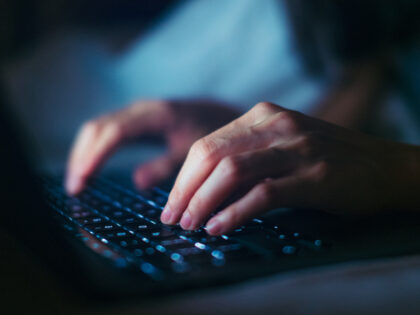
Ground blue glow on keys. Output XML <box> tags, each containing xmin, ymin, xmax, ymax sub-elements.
<box><xmin>211</xmin><ymin>250</ymin><xmax>224</xmax><ymax>260</ymax></box>
<box><xmin>194</xmin><ymin>242</ymin><xmax>207</xmax><ymax>250</ymax></box>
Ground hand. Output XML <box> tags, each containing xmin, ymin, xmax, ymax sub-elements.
<box><xmin>161</xmin><ymin>102</ymin><xmax>419</xmax><ymax>235</ymax></box>
<box><xmin>65</xmin><ymin>99</ymin><xmax>239</xmax><ymax>195</ymax></box>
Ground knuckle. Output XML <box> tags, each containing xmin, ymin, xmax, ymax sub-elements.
<box><xmin>253</xmin><ymin>102</ymin><xmax>279</xmax><ymax>115</ymax></box>
<box><xmin>272</xmin><ymin>111</ymin><xmax>300</xmax><ymax>133</ymax></box>
<box><xmin>190</xmin><ymin>137</ymin><xmax>219</xmax><ymax>161</ymax></box>
<box><xmin>298</xmin><ymin>134</ymin><xmax>316</xmax><ymax>156</ymax></box>
<box><xmin>297</xmin><ymin>131</ymin><xmax>328</xmax><ymax>157</ymax></box>
<box><xmin>81</xmin><ymin>120</ymin><xmax>101</xmax><ymax>135</ymax></box>
<box><xmin>220</xmin><ymin>155</ymin><xmax>243</xmax><ymax>180</ymax></box>
<box><xmin>104</xmin><ymin>121</ymin><xmax>124</xmax><ymax>141</ymax></box>
<box><xmin>312</xmin><ymin>161</ymin><xmax>329</xmax><ymax>182</ymax></box>
<box><xmin>254</xmin><ymin>183</ymin><xmax>275</xmax><ymax>204</ymax></box>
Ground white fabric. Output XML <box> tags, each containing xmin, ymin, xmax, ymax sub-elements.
<box><xmin>0</xmin><ymin>0</ymin><xmax>342</xmax><ymax>167</ymax></box>
<box><xmin>115</xmin><ymin>0</ymin><xmax>324</xmax><ymax>110</ymax></box>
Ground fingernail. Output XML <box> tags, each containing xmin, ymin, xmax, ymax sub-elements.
<box><xmin>206</xmin><ymin>219</ymin><xmax>222</xmax><ymax>235</ymax></box>
<box><xmin>180</xmin><ymin>211</ymin><xmax>192</xmax><ymax>230</ymax></box>
<box><xmin>160</xmin><ymin>206</ymin><xmax>173</xmax><ymax>224</ymax></box>
<box><xmin>66</xmin><ymin>175</ymin><xmax>80</xmax><ymax>195</ymax></box>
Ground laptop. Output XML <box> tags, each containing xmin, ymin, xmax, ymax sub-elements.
<box><xmin>2</xmin><ymin>85</ymin><xmax>420</xmax><ymax>304</ymax></box>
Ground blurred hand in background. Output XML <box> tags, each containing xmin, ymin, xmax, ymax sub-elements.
<box><xmin>66</xmin><ymin>99</ymin><xmax>239</xmax><ymax>195</ymax></box>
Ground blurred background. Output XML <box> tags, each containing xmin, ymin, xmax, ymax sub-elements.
<box><xmin>1</xmin><ymin>0</ymin><xmax>419</xmax><ymax>171</ymax></box>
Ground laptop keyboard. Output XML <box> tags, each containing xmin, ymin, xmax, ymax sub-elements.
<box><xmin>41</xmin><ymin>176</ymin><xmax>327</xmax><ymax>280</ymax></box>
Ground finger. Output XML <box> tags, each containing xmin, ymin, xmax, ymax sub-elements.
<box><xmin>66</xmin><ymin>101</ymin><xmax>174</xmax><ymax>195</ymax></box>
<box><xmin>205</xmin><ymin>175</ymin><xmax>306</xmax><ymax>235</ymax></box>
<box><xmin>133</xmin><ymin>153</ymin><xmax>180</xmax><ymax>190</ymax></box>
<box><xmin>179</xmin><ymin>148</ymin><xmax>296</xmax><ymax>230</ymax></box>
<box><xmin>161</xmin><ymin>102</ymin><xmax>287</xmax><ymax>225</ymax></box>
<box><xmin>66</xmin><ymin>121</ymin><xmax>117</xmax><ymax>195</ymax></box>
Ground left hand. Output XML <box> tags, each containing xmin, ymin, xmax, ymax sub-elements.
<box><xmin>160</xmin><ymin>102</ymin><xmax>412</xmax><ymax>235</ymax></box>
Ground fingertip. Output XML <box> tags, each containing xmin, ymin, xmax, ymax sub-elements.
<box><xmin>206</xmin><ymin>218</ymin><xmax>223</xmax><ymax>235</ymax></box>
<box><xmin>180</xmin><ymin>210</ymin><xmax>193</xmax><ymax>230</ymax></box>
<box><xmin>65</xmin><ymin>174</ymin><xmax>83</xmax><ymax>196</ymax></box>
<box><xmin>160</xmin><ymin>205</ymin><xmax>174</xmax><ymax>224</ymax></box>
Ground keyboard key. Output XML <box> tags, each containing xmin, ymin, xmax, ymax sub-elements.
<box><xmin>91</xmin><ymin>217</ymin><xmax>103</xmax><ymax>223</ymax></box>
<box><xmin>124</xmin><ymin>239</ymin><xmax>148</xmax><ymax>251</ymax></box>
<box><xmin>81</xmin><ymin>216</ymin><xmax>104</xmax><ymax>224</ymax></box>
<box><xmin>101</xmin><ymin>228</ymin><xmax>130</xmax><ymax>239</ymax></box>
<box><xmin>171</xmin><ymin>262</ymin><xmax>190</xmax><ymax>273</ymax></box>
<box><xmin>43</xmin><ymin>175</ymin><xmax>329</xmax><ymax>279</ymax></box>
<box><xmin>161</xmin><ymin>237</ymin><xmax>190</xmax><ymax>247</ymax></box>
<box><xmin>180</xmin><ymin>251</ymin><xmax>214</xmax><ymax>267</ymax></box>
<box><xmin>153</xmin><ymin>195</ymin><xmax>167</xmax><ymax>206</ymax></box>
<box><xmin>111</xmin><ymin>210</ymin><xmax>125</xmax><ymax>217</ymax></box>
<box><xmin>151</xmin><ymin>228</ymin><xmax>177</xmax><ymax>239</ymax></box>
<box><xmin>103</xmin><ymin>224</ymin><xmax>116</xmax><ymax>230</ymax></box>
<box><xmin>145</xmin><ymin>247</ymin><xmax>155</xmax><ymax>255</ymax></box>
<box><xmin>100</xmin><ymin>205</ymin><xmax>112</xmax><ymax>212</ymax></box>
<box><xmin>194</xmin><ymin>242</ymin><xmax>208</xmax><ymax>250</ymax></box>
<box><xmin>143</xmin><ymin>207</ymin><xmax>162</xmax><ymax>219</ymax></box>
<box><xmin>176</xmin><ymin>247</ymin><xmax>203</xmax><ymax>256</ymax></box>
<box><xmin>282</xmin><ymin>245</ymin><xmax>297</xmax><ymax>255</ymax></box>
<box><xmin>85</xmin><ymin>220</ymin><xmax>113</xmax><ymax>230</ymax></box>
<box><xmin>136</xmin><ymin>224</ymin><xmax>150</xmax><ymax>230</ymax></box>
<box><xmin>211</xmin><ymin>250</ymin><xmax>225</xmax><ymax>260</ymax></box>
<box><xmin>132</xmin><ymin>203</ymin><xmax>146</xmax><ymax>211</ymax></box>
<box><xmin>170</xmin><ymin>252</ymin><xmax>184</xmax><ymax>262</ymax></box>
<box><xmin>123</xmin><ymin>217</ymin><xmax>136</xmax><ymax>224</ymax></box>
<box><xmin>144</xmin><ymin>251</ymin><xmax>185</xmax><ymax>273</ymax></box>
<box><xmin>70</xmin><ymin>204</ymin><xmax>82</xmax><ymax>212</ymax></box>
<box><xmin>222</xmin><ymin>248</ymin><xmax>259</xmax><ymax>261</ymax></box>
<box><xmin>216</xmin><ymin>243</ymin><xmax>243</xmax><ymax>252</ymax></box>
<box><xmin>121</xmin><ymin>196</ymin><xmax>134</xmax><ymax>205</ymax></box>
<box><xmin>71</xmin><ymin>210</ymin><xmax>92</xmax><ymax>219</ymax></box>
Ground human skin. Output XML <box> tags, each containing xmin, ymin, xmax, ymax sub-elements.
<box><xmin>66</xmin><ymin>100</ymin><xmax>420</xmax><ymax>236</ymax></box>
<box><xmin>65</xmin><ymin>99</ymin><xmax>239</xmax><ymax>195</ymax></box>
<box><xmin>161</xmin><ymin>102</ymin><xmax>420</xmax><ymax>235</ymax></box>
<box><xmin>311</xmin><ymin>57</ymin><xmax>390</xmax><ymax>130</ymax></box>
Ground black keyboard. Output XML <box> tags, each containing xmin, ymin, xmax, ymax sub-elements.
<box><xmin>41</xmin><ymin>176</ymin><xmax>327</xmax><ymax>281</ymax></box>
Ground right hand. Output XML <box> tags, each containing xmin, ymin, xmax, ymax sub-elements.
<box><xmin>163</xmin><ymin>102</ymin><xmax>420</xmax><ymax>234</ymax></box>
<box><xmin>65</xmin><ymin>99</ymin><xmax>239</xmax><ymax>195</ymax></box>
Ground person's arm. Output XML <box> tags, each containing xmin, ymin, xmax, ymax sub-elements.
<box><xmin>161</xmin><ymin>102</ymin><xmax>420</xmax><ymax>235</ymax></box>
<box><xmin>312</xmin><ymin>56</ymin><xmax>391</xmax><ymax>130</ymax></box>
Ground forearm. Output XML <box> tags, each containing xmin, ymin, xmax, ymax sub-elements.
<box><xmin>311</xmin><ymin>57</ymin><xmax>390</xmax><ymax>130</ymax></box>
